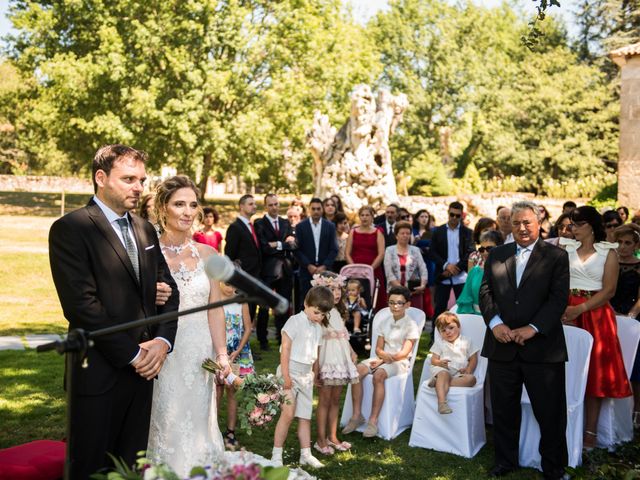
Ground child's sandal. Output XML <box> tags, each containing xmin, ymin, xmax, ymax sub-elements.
<box><xmin>327</xmin><ymin>440</ymin><xmax>351</xmax><ymax>451</ymax></box>
<box><xmin>313</xmin><ymin>442</ymin><xmax>334</xmax><ymax>455</ymax></box>
<box><xmin>224</xmin><ymin>430</ymin><xmax>239</xmax><ymax>450</ymax></box>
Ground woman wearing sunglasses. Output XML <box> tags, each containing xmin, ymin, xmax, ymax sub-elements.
<box><xmin>603</xmin><ymin>210</ymin><xmax>623</xmax><ymax>243</ymax></box>
<box><xmin>456</xmin><ymin>230</ymin><xmax>504</xmax><ymax>314</ymax></box>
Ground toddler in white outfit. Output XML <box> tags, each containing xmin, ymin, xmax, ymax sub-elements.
<box><xmin>429</xmin><ymin>312</ymin><xmax>478</xmax><ymax>414</ymax></box>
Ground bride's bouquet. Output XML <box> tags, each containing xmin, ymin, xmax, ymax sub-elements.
<box><xmin>202</xmin><ymin>358</ymin><xmax>288</xmax><ymax>435</ymax></box>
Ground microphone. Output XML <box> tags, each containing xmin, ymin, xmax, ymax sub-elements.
<box><xmin>204</xmin><ymin>255</ymin><xmax>289</xmax><ymax>315</ymax></box>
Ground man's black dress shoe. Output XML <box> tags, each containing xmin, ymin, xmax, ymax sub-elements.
<box><xmin>488</xmin><ymin>465</ymin><xmax>516</xmax><ymax>477</ymax></box>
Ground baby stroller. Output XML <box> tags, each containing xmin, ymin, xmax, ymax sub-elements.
<box><xmin>339</xmin><ymin>263</ymin><xmax>379</xmax><ymax>354</ymax></box>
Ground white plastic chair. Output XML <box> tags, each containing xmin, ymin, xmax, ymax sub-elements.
<box><xmin>596</xmin><ymin>315</ymin><xmax>640</xmax><ymax>449</ymax></box>
<box><xmin>409</xmin><ymin>314</ymin><xmax>488</xmax><ymax>457</ymax></box>
<box><xmin>340</xmin><ymin>307</ymin><xmax>425</xmax><ymax>440</ymax></box>
<box><xmin>518</xmin><ymin>326</ymin><xmax>593</xmax><ymax>470</ymax></box>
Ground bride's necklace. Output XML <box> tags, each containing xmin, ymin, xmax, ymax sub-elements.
<box><xmin>161</xmin><ymin>236</ymin><xmax>191</xmax><ymax>255</ymax></box>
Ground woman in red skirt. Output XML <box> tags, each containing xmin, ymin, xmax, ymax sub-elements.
<box><xmin>561</xmin><ymin>206</ymin><xmax>632</xmax><ymax>449</ymax></box>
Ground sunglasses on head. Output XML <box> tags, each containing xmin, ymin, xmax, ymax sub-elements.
<box><xmin>605</xmin><ymin>222</ymin><xmax>620</xmax><ymax>229</ymax></box>
<box><xmin>478</xmin><ymin>246</ymin><xmax>494</xmax><ymax>253</ymax></box>
<box><xmin>449</xmin><ymin>212</ymin><xmax>461</xmax><ymax>218</ymax></box>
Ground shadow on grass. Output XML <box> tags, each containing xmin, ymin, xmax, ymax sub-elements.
<box><xmin>0</xmin><ymin>191</ymin><xmax>93</xmax><ymax>217</ymax></box>
<box><xmin>0</xmin><ymin>350</ymin><xmax>65</xmax><ymax>448</ymax></box>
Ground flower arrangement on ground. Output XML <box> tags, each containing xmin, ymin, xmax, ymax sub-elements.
<box><xmin>202</xmin><ymin>358</ymin><xmax>288</xmax><ymax>435</ymax></box>
<box><xmin>91</xmin><ymin>452</ymin><xmax>290</xmax><ymax>480</ymax></box>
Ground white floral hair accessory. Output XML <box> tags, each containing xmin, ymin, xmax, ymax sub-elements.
<box><xmin>311</xmin><ymin>272</ymin><xmax>347</xmax><ymax>288</ymax></box>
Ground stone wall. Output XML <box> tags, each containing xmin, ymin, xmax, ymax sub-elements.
<box><xmin>0</xmin><ymin>175</ymin><xmax>93</xmax><ymax>193</ymax></box>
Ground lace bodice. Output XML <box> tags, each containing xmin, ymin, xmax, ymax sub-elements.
<box><xmin>161</xmin><ymin>240</ymin><xmax>210</xmax><ymax>309</ymax></box>
<box><xmin>560</xmin><ymin>238</ymin><xmax>618</xmax><ymax>290</ymax></box>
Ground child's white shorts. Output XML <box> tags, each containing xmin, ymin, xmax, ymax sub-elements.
<box><xmin>277</xmin><ymin>360</ymin><xmax>314</xmax><ymax>419</ymax></box>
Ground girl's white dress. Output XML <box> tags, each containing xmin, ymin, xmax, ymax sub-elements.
<box><xmin>318</xmin><ymin>309</ymin><xmax>359</xmax><ymax>386</ymax></box>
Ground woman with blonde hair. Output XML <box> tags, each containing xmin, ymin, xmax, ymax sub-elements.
<box><xmin>147</xmin><ymin>175</ymin><xmax>230</xmax><ymax>475</ymax></box>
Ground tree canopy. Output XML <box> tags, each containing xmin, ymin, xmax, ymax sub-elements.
<box><xmin>0</xmin><ymin>0</ymin><xmax>627</xmax><ymax>197</ymax></box>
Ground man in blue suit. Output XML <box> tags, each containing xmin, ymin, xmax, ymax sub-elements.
<box><xmin>294</xmin><ymin>198</ymin><xmax>338</xmax><ymax>309</ymax></box>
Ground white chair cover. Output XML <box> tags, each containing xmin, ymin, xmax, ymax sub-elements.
<box><xmin>518</xmin><ymin>326</ymin><xmax>593</xmax><ymax>470</ymax></box>
<box><xmin>340</xmin><ymin>307</ymin><xmax>425</xmax><ymax>440</ymax></box>
<box><xmin>596</xmin><ymin>315</ymin><xmax>640</xmax><ymax>449</ymax></box>
<box><xmin>409</xmin><ymin>314</ymin><xmax>488</xmax><ymax>458</ymax></box>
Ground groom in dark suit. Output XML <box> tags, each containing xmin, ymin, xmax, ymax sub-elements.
<box><xmin>49</xmin><ymin>145</ymin><xmax>179</xmax><ymax>479</ymax></box>
<box><xmin>479</xmin><ymin>200</ymin><xmax>569</xmax><ymax>479</ymax></box>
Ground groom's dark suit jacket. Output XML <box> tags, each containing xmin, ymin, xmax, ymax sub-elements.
<box><xmin>49</xmin><ymin>199</ymin><xmax>179</xmax><ymax>478</ymax></box>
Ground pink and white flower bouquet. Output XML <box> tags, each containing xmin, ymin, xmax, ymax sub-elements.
<box><xmin>202</xmin><ymin>359</ymin><xmax>287</xmax><ymax>435</ymax></box>
<box><xmin>235</xmin><ymin>373</ymin><xmax>287</xmax><ymax>435</ymax></box>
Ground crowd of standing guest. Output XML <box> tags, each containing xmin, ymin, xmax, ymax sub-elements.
<box><xmin>50</xmin><ymin>143</ymin><xmax>640</xmax><ymax>478</ymax></box>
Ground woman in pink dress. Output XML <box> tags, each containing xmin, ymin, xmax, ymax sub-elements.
<box><xmin>345</xmin><ymin>205</ymin><xmax>386</xmax><ymax>310</ymax></box>
<box><xmin>193</xmin><ymin>206</ymin><xmax>223</xmax><ymax>252</ymax></box>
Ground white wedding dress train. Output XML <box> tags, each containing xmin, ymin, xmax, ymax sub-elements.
<box><xmin>147</xmin><ymin>242</ymin><xmax>224</xmax><ymax>476</ymax></box>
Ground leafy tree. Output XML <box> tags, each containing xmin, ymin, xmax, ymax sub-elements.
<box><xmin>0</xmin><ymin>61</ymin><xmax>33</xmax><ymax>174</ymax></box>
<box><xmin>4</xmin><ymin>0</ymin><xmax>379</xmax><ymax>193</ymax></box>
<box><xmin>573</xmin><ymin>0</ymin><xmax>640</xmax><ymax>63</ymax></box>
<box><xmin>371</xmin><ymin>0</ymin><xmax>618</xmax><ymax>195</ymax></box>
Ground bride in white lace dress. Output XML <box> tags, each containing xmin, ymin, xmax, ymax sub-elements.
<box><xmin>147</xmin><ymin>176</ymin><xmax>230</xmax><ymax>476</ymax></box>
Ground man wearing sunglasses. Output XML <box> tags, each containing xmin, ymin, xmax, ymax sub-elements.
<box><xmin>429</xmin><ymin>201</ymin><xmax>475</xmax><ymax>332</ymax></box>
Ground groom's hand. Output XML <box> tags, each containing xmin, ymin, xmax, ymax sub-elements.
<box><xmin>134</xmin><ymin>339</ymin><xmax>169</xmax><ymax>380</ymax></box>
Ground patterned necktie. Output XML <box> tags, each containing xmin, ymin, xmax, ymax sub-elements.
<box><xmin>116</xmin><ymin>217</ymin><xmax>140</xmax><ymax>282</ymax></box>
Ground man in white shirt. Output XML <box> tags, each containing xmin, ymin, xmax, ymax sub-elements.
<box><xmin>48</xmin><ymin>144</ymin><xmax>179</xmax><ymax>479</ymax></box>
<box><xmin>376</xmin><ymin>203</ymin><xmax>399</xmax><ymax>247</ymax></box>
<box><xmin>497</xmin><ymin>206</ymin><xmax>514</xmax><ymax>244</ymax></box>
<box><xmin>255</xmin><ymin>193</ymin><xmax>296</xmax><ymax>348</ymax></box>
<box><xmin>480</xmin><ymin>201</ymin><xmax>569</xmax><ymax>479</ymax></box>
<box><xmin>224</xmin><ymin>194</ymin><xmax>262</xmax><ymax>324</ymax></box>
<box><xmin>429</xmin><ymin>201</ymin><xmax>475</xmax><ymax>330</ymax></box>
<box><xmin>294</xmin><ymin>198</ymin><xmax>338</xmax><ymax>309</ymax></box>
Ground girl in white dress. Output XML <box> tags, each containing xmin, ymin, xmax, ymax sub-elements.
<box><xmin>146</xmin><ymin>176</ymin><xmax>230</xmax><ymax>476</ymax></box>
<box><xmin>313</xmin><ymin>272</ymin><xmax>359</xmax><ymax>455</ymax></box>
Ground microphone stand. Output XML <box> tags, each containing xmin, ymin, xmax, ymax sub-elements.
<box><xmin>36</xmin><ymin>294</ymin><xmax>264</xmax><ymax>480</ymax></box>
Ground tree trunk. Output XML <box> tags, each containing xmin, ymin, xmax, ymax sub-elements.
<box><xmin>454</xmin><ymin>133</ymin><xmax>483</xmax><ymax>178</ymax></box>
<box><xmin>198</xmin><ymin>152</ymin><xmax>213</xmax><ymax>201</ymax></box>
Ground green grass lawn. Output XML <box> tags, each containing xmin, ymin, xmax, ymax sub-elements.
<box><xmin>0</xmin><ymin>203</ymin><xmax>637</xmax><ymax>479</ymax></box>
